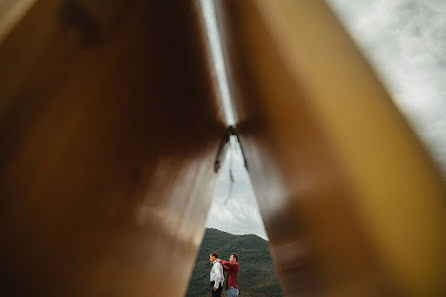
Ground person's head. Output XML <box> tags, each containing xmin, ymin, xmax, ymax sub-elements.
<box><xmin>229</xmin><ymin>253</ymin><xmax>238</xmax><ymax>263</ymax></box>
<box><xmin>209</xmin><ymin>252</ymin><xmax>219</xmax><ymax>263</ymax></box>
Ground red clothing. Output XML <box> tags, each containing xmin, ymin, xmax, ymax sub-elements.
<box><xmin>220</xmin><ymin>260</ymin><xmax>240</xmax><ymax>289</ymax></box>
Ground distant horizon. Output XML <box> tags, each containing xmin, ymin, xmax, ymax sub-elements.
<box><xmin>204</xmin><ymin>227</ymin><xmax>269</xmax><ymax>241</ymax></box>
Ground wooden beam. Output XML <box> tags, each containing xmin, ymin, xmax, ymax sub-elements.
<box><xmin>0</xmin><ymin>1</ymin><xmax>225</xmax><ymax>296</ymax></box>
<box><xmin>217</xmin><ymin>1</ymin><xmax>446</xmax><ymax>296</ymax></box>
<box><xmin>0</xmin><ymin>0</ymin><xmax>37</xmax><ymax>42</ymax></box>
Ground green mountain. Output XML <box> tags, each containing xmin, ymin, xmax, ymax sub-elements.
<box><xmin>185</xmin><ymin>228</ymin><xmax>283</xmax><ymax>297</ymax></box>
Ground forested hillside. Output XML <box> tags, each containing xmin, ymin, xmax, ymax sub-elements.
<box><xmin>185</xmin><ymin>228</ymin><xmax>283</xmax><ymax>297</ymax></box>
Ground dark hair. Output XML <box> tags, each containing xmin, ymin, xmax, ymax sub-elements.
<box><xmin>231</xmin><ymin>253</ymin><xmax>238</xmax><ymax>262</ymax></box>
<box><xmin>210</xmin><ymin>252</ymin><xmax>219</xmax><ymax>258</ymax></box>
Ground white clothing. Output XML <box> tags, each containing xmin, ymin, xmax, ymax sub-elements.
<box><xmin>210</xmin><ymin>261</ymin><xmax>224</xmax><ymax>289</ymax></box>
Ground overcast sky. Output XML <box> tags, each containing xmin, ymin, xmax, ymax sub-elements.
<box><xmin>204</xmin><ymin>0</ymin><xmax>446</xmax><ymax>240</ymax></box>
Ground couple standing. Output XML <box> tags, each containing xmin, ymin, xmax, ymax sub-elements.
<box><xmin>209</xmin><ymin>252</ymin><xmax>240</xmax><ymax>297</ymax></box>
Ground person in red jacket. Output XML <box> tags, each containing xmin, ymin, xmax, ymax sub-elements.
<box><xmin>217</xmin><ymin>253</ymin><xmax>240</xmax><ymax>297</ymax></box>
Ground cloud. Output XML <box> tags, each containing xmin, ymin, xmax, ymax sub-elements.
<box><xmin>206</xmin><ymin>0</ymin><xmax>446</xmax><ymax>240</ymax></box>
<box><xmin>326</xmin><ymin>0</ymin><xmax>446</xmax><ymax>176</ymax></box>
<box><xmin>205</xmin><ymin>137</ymin><xmax>268</xmax><ymax>240</ymax></box>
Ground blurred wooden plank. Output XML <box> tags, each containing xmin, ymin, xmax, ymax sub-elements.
<box><xmin>0</xmin><ymin>1</ymin><xmax>226</xmax><ymax>296</ymax></box>
<box><xmin>217</xmin><ymin>1</ymin><xmax>446</xmax><ymax>297</ymax></box>
<box><xmin>0</xmin><ymin>0</ymin><xmax>37</xmax><ymax>42</ymax></box>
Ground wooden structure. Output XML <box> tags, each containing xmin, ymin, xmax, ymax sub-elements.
<box><xmin>1</xmin><ymin>1</ymin><xmax>445</xmax><ymax>297</ymax></box>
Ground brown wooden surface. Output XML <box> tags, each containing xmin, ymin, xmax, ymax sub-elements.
<box><xmin>3</xmin><ymin>1</ymin><xmax>446</xmax><ymax>297</ymax></box>
<box><xmin>0</xmin><ymin>1</ymin><xmax>226</xmax><ymax>296</ymax></box>
<box><xmin>0</xmin><ymin>0</ymin><xmax>37</xmax><ymax>42</ymax></box>
<box><xmin>217</xmin><ymin>1</ymin><xmax>446</xmax><ymax>297</ymax></box>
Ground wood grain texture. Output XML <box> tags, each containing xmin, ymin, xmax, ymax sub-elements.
<box><xmin>217</xmin><ymin>1</ymin><xmax>446</xmax><ymax>297</ymax></box>
<box><xmin>0</xmin><ymin>1</ymin><xmax>226</xmax><ymax>296</ymax></box>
